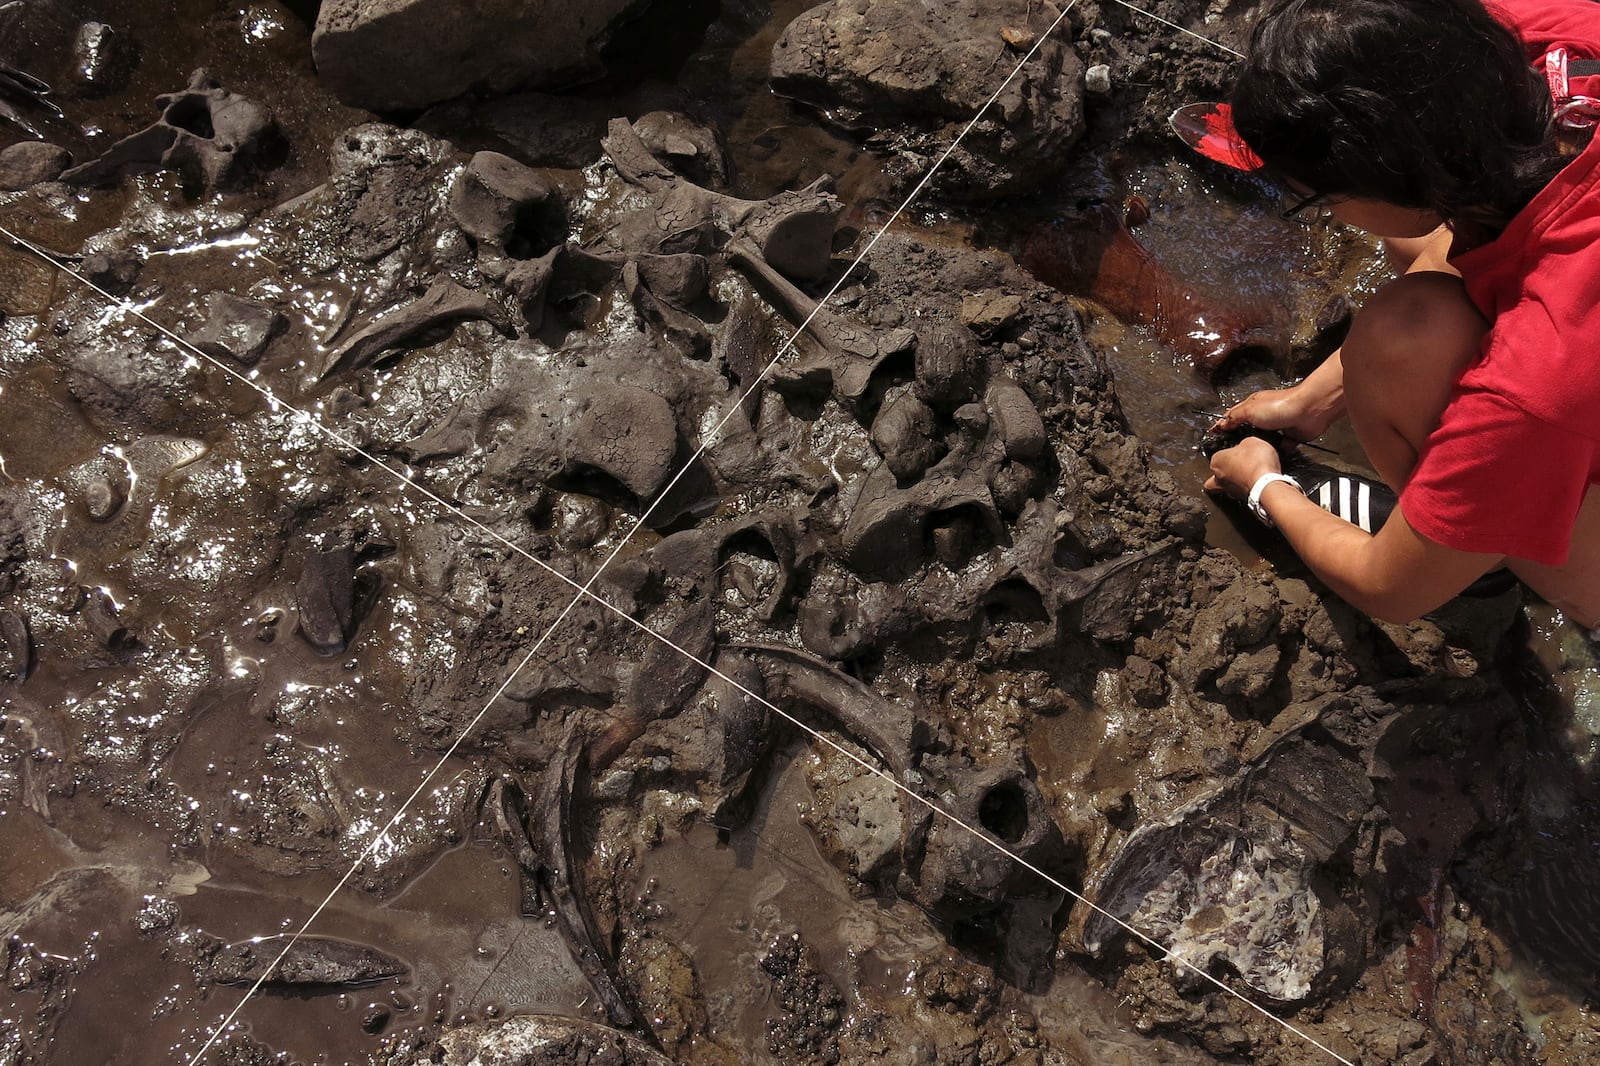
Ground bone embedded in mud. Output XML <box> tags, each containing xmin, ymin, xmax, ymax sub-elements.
<box><xmin>0</xmin><ymin>608</ymin><xmax>32</xmax><ymax>683</ymax></box>
<box><xmin>870</xmin><ymin>391</ymin><xmax>943</xmax><ymax>483</ymax></box>
<box><xmin>59</xmin><ymin>69</ymin><xmax>279</xmax><ymax>192</ymax></box>
<box><xmin>208</xmin><ymin>934</ymin><xmax>408</xmax><ymax>987</ymax></box>
<box><xmin>295</xmin><ymin>543</ymin><xmax>356</xmax><ymax>656</ymax></box>
<box><xmin>528</xmin><ymin>728</ymin><xmax>638</xmax><ymax>1028</ymax></box>
<box><xmin>565</xmin><ymin>383</ymin><xmax>680</xmax><ymax>500</ymax></box>
<box><xmin>603</xmin><ymin>116</ymin><xmax>843</xmax><ymax>280</ymax></box>
<box><xmin>317</xmin><ymin>278</ymin><xmax>514</xmax><ymax>380</ymax></box>
<box><xmin>448</xmin><ymin>150</ymin><xmax>563</xmax><ymax>259</ymax></box>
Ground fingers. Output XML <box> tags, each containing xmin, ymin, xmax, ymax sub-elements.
<box><xmin>1210</xmin><ymin>406</ymin><xmax>1245</xmax><ymax>432</ymax></box>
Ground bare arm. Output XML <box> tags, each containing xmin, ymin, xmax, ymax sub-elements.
<box><xmin>1215</xmin><ymin>351</ymin><xmax>1347</xmax><ymax>442</ymax></box>
<box><xmin>1254</xmin><ymin>480</ymin><xmax>1503</xmax><ymax>621</ymax></box>
<box><xmin>1207</xmin><ymin>438</ymin><xmax>1503</xmax><ymax>622</ymax></box>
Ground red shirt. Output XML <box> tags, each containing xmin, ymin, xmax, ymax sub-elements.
<box><xmin>1399</xmin><ymin>0</ymin><xmax>1600</xmax><ymax>565</ymax></box>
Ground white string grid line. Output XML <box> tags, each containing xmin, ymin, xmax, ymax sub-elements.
<box><xmin>0</xmin><ymin>5</ymin><xmax>1351</xmax><ymax>1064</ymax></box>
<box><xmin>1111</xmin><ymin>0</ymin><xmax>1248</xmax><ymax>59</ymax></box>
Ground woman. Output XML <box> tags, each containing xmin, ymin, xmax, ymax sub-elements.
<box><xmin>1203</xmin><ymin>0</ymin><xmax>1600</xmax><ymax>626</ymax></box>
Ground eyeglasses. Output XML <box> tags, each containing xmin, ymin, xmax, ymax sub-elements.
<box><xmin>1279</xmin><ymin>188</ymin><xmax>1332</xmax><ymax>221</ymax></box>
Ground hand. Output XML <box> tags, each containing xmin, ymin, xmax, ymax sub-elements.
<box><xmin>1204</xmin><ymin>437</ymin><xmax>1284</xmax><ymax>500</ymax></box>
<box><xmin>1213</xmin><ymin>382</ymin><xmax>1339</xmax><ymax>443</ymax></box>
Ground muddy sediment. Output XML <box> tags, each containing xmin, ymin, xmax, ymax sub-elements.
<box><xmin>3</xmin><ymin>2</ymin><xmax>1600</xmax><ymax>1065</ymax></box>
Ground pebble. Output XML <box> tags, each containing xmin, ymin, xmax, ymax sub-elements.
<box><xmin>0</xmin><ymin>142</ymin><xmax>72</xmax><ymax>191</ymax></box>
<box><xmin>1086</xmin><ymin>64</ymin><xmax>1113</xmax><ymax>94</ymax></box>
<box><xmin>84</xmin><ymin>478</ymin><xmax>124</xmax><ymax>521</ymax></box>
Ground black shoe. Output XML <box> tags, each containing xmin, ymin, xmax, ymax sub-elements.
<box><xmin>1290</xmin><ymin>463</ymin><xmax>1395</xmax><ymax>534</ymax></box>
<box><xmin>1286</xmin><ymin>461</ymin><xmax>1516</xmax><ymax>599</ymax></box>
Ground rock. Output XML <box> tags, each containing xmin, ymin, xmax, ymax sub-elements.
<box><xmin>825</xmin><ymin>772</ymin><xmax>905</xmax><ymax>885</ymax></box>
<box><xmin>186</xmin><ymin>292</ymin><xmax>286</xmax><ymax>366</ymax></box>
<box><xmin>760</xmin><ymin>933</ymin><xmax>845</xmax><ymax>1063</ymax></box>
<box><xmin>986</xmin><ymin>378</ymin><xmax>1046</xmax><ymax>460</ymax></box>
<box><xmin>80</xmin><ymin>248</ymin><xmax>140</xmax><ymax>294</ymax></box>
<box><xmin>80</xmin><ymin>589</ymin><xmax>141</xmax><ymax>659</ymax></box>
<box><xmin>84</xmin><ymin>477</ymin><xmax>124</xmax><ymax>521</ymax></box>
<box><xmin>209</xmin><ymin>934</ymin><xmax>408</xmax><ymax>987</ymax></box>
<box><xmin>770</xmin><ymin>0</ymin><xmax>1085</xmax><ymax>198</ymax></box>
<box><xmin>616</xmin><ymin>931</ymin><xmax>709</xmax><ymax>1058</ymax></box>
<box><xmin>0</xmin><ymin>141</ymin><xmax>71</xmax><ymax>190</ymax></box>
<box><xmin>312</xmin><ymin>0</ymin><xmax>656</xmax><ymax>113</ymax></box>
<box><xmin>1081</xmin><ymin>728</ymin><xmax>1377</xmax><ymax>1003</ymax></box>
<box><xmin>60</xmin><ymin>69</ymin><xmax>279</xmax><ymax>191</ymax></box>
<box><xmin>960</xmin><ymin>290</ymin><xmax>1023</xmax><ymax>336</ymax></box>
<box><xmin>1085</xmin><ymin>63</ymin><xmax>1112</xmax><ymax>94</ymax></box>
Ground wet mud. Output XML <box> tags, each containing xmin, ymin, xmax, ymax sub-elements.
<box><xmin>3</xmin><ymin>2</ymin><xmax>1600</xmax><ymax>1065</ymax></box>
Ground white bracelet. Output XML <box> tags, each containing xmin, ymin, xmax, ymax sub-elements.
<box><xmin>1246</xmin><ymin>472</ymin><xmax>1301</xmax><ymax>527</ymax></box>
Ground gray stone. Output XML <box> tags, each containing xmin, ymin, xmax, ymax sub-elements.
<box><xmin>422</xmin><ymin>1015</ymin><xmax>672</xmax><ymax>1065</ymax></box>
<box><xmin>770</xmin><ymin>0</ymin><xmax>1085</xmax><ymax>198</ymax></box>
<box><xmin>312</xmin><ymin>0</ymin><xmax>656</xmax><ymax>113</ymax></box>
<box><xmin>296</xmin><ymin>544</ymin><xmax>355</xmax><ymax>656</ymax></box>
<box><xmin>986</xmin><ymin>378</ymin><xmax>1046</xmax><ymax>460</ymax></box>
<box><xmin>0</xmin><ymin>140</ymin><xmax>70</xmax><ymax>190</ymax></box>
<box><xmin>68</xmin><ymin>22</ymin><xmax>138</xmax><ymax>97</ymax></box>
<box><xmin>186</xmin><ymin>292</ymin><xmax>286</xmax><ymax>366</ymax></box>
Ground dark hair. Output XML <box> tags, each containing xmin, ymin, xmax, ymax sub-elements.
<box><xmin>1230</xmin><ymin>0</ymin><xmax>1566</xmax><ymax>228</ymax></box>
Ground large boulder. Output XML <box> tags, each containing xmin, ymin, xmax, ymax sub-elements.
<box><xmin>770</xmin><ymin>0</ymin><xmax>1085</xmax><ymax>198</ymax></box>
<box><xmin>312</xmin><ymin>0</ymin><xmax>656</xmax><ymax>112</ymax></box>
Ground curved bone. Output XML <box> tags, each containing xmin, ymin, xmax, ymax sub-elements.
<box><xmin>490</xmin><ymin>757</ymin><xmax>638</xmax><ymax>1030</ymax></box>
<box><xmin>730</xmin><ymin>642</ymin><xmax>929</xmax><ymax>776</ymax></box>
<box><xmin>318</xmin><ymin>278</ymin><xmax>514</xmax><ymax>380</ymax></box>
<box><xmin>210</xmin><ymin>934</ymin><xmax>408</xmax><ymax>987</ymax></box>
<box><xmin>1079</xmin><ymin>721</ymin><xmax>1375</xmax><ymax>1003</ymax></box>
